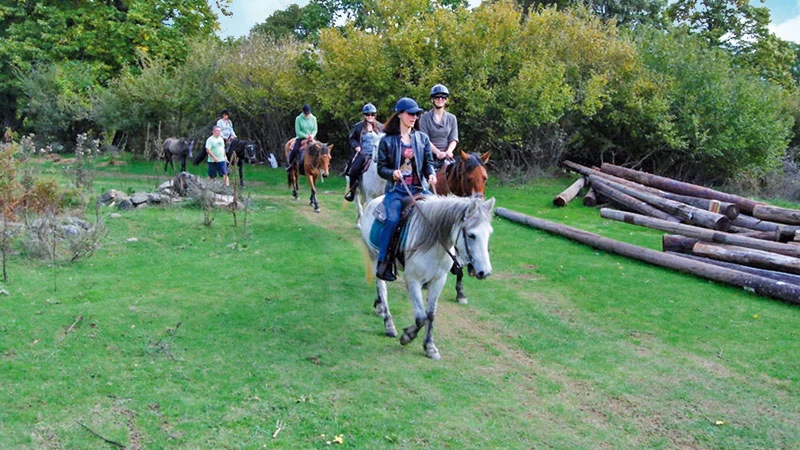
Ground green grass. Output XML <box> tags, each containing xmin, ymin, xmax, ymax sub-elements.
<box><xmin>0</xmin><ymin>157</ymin><xmax>798</xmax><ymax>449</ymax></box>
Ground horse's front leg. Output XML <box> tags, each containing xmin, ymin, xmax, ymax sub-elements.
<box><xmin>454</xmin><ymin>265</ymin><xmax>467</xmax><ymax>304</ymax></box>
<box><xmin>422</xmin><ymin>274</ymin><xmax>447</xmax><ymax>360</ymax></box>
<box><xmin>400</xmin><ymin>280</ymin><xmax>428</xmax><ymax>348</ymax></box>
<box><xmin>308</xmin><ymin>176</ymin><xmax>320</xmax><ymax>212</ymax></box>
<box><xmin>238</xmin><ymin>162</ymin><xmax>245</xmax><ymax>187</ymax></box>
<box><xmin>373</xmin><ymin>277</ymin><xmax>396</xmax><ymax>337</ymax></box>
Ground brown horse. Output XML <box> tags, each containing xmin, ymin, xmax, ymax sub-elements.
<box><xmin>284</xmin><ymin>138</ymin><xmax>333</xmax><ymax>213</ymax></box>
<box><xmin>435</xmin><ymin>150</ymin><xmax>491</xmax><ymax>304</ymax></box>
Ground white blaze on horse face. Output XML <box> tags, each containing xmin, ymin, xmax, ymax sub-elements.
<box><xmin>459</xmin><ymin>198</ymin><xmax>495</xmax><ymax>279</ymax></box>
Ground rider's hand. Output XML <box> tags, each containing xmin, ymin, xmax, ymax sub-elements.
<box><xmin>393</xmin><ymin>169</ymin><xmax>403</xmax><ymax>180</ymax></box>
<box><xmin>428</xmin><ymin>174</ymin><xmax>437</xmax><ymax>185</ymax></box>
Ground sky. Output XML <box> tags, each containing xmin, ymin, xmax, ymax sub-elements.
<box><xmin>215</xmin><ymin>0</ymin><xmax>800</xmax><ymax>44</ymax></box>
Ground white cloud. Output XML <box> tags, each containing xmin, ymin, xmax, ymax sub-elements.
<box><xmin>770</xmin><ymin>15</ymin><xmax>800</xmax><ymax>44</ymax></box>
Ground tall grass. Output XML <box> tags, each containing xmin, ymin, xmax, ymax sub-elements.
<box><xmin>0</xmin><ymin>158</ymin><xmax>797</xmax><ymax>449</ymax></box>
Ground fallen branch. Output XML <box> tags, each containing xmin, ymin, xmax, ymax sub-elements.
<box><xmin>66</xmin><ymin>314</ymin><xmax>83</xmax><ymax>335</ymax></box>
<box><xmin>78</xmin><ymin>422</ymin><xmax>125</xmax><ymax>448</ymax></box>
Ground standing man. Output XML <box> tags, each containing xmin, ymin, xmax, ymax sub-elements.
<box><xmin>205</xmin><ymin>126</ymin><xmax>229</xmax><ymax>186</ymax></box>
<box><xmin>286</xmin><ymin>104</ymin><xmax>318</xmax><ymax>171</ymax></box>
<box><xmin>418</xmin><ymin>84</ymin><xmax>458</xmax><ymax>171</ymax></box>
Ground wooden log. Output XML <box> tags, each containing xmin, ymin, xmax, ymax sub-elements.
<box><xmin>662</xmin><ymin>234</ymin><xmax>698</xmax><ymax>254</ymax></box>
<box><xmin>553</xmin><ymin>177</ymin><xmax>586</xmax><ymax>207</ymax></box>
<box><xmin>726</xmin><ymin>226</ymin><xmax>785</xmax><ymax>242</ymax></box>
<box><xmin>730</xmin><ymin>214</ymin><xmax>800</xmax><ymax>241</ymax></box>
<box><xmin>599</xmin><ymin>162</ymin><xmax>763</xmax><ymax>215</ymax></box>
<box><xmin>590</xmin><ymin>179</ymin><xmax>681</xmax><ymax>222</ymax></box>
<box><xmin>752</xmin><ymin>204</ymin><xmax>800</xmax><ymax>225</ymax></box>
<box><xmin>692</xmin><ymin>242</ymin><xmax>800</xmax><ymax>275</ymax></box>
<box><xmin>589</xmin><ymin>175</ymin><xmax>730</xmax><ymax>230</ymax></box>
<box><xmin>563</xmin><ymin>161</ymin><xmax>739</xmax><ymax>218</ymax></box>
<box><xmin>583</xmin><ymin>187</ymin><xmax>598</xmax><ymax>207</ymax></box>
<box><xmin>494</xmin><ymin>207</ymin><xmax>800</xmax><ymax>304</ymax></box>
<box><xmin>665</xmin><ymin>252</ymin><xmax>800</xmax><ymax>287</ymax></box>
<box><xmin>600</xmin><ymin>208</ymin><xmax>800</xmax><ymax>258</ymax></box>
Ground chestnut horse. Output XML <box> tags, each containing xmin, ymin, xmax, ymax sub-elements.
<box><xmin>284</xmin><ymin>138</ymin><xmax>333</xmax><ymax>213</ymax></box>
<box><xmin>435</xmin><ymin>150</ymin><xmax>491</xmax><ymax>304</ymax></box>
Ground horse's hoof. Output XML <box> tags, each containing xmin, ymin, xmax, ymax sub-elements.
<box><xmin>457</xmin><ymin>296</ymin><xmax>468</xmax><ymax>305</ymax></box>
<box><xmin>385</xmin><ymin>319</ymin><xmax>397</xmax><ymax>338</ymax></box>
<box><xmin>425</xmin><ymin>344</ymin><xmax>441</xmax><ymax>360</ymax></box>
<box><xmin>314</xmin><ymin>208</ymin><xmax>320</xmax><ymax>213</ymax></box>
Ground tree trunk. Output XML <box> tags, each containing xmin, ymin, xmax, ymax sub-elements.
<box><xmin>563</xmin><ymin>160</ymin><xmax>739</xmax><ymax>218</ymax></box>
<box><xmin>590</xmin><ymin>178</ymin><xmax>681</xmax><ymax>222</ymax></box>
<box><xmin>600</xmin><ymin>208</ymin><xmax>800</xmax><ymax>258</ymax></box>
<box><xmin>599</xmin><ymin>163</ymin><xmax>763</xmax><ymax>215</ymax></box>
<box><xmin>494</xmin><ymin>207</ymin><xmax>800</xmax><ymax>304</ymax></box>
<box><xmin>665</xmin><ymin>251</ymin><xmax>800</xmax><ymax>286</ymax></box>
<box><xmin>730</xmin><ymin>214</ymin><xmax>800</xmax><ymax>241</ymax></box>
<box><xmin>583</xmin><ymin>187</ymin><xmax>599</xmax><ymax>207</ymax></box>
<box><xmin>751</xmin><ymin>204</ymin><xmax>800</xmax><ymax>225</ymax></box>
<box><xmin>692</xmin><ymin>242</ymin><xmax>800</xmax><ymax>275</ymax></box>
<box><xmin>589</xmin><ymin>175</ymin><xmax>730</xmax><ymax>230</ymax></box>
<box><xmin>553</xmin><ymin>177</ymin><xmax>585</xmax><ymax>207</ymax></box>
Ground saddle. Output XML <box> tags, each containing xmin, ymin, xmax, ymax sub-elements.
<box><xmin>369</xmin><ymin>195</ymin><xmax>423</xmax><ymax>267</ymax></box>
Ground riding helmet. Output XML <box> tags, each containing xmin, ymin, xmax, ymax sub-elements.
<box><xmin>430</xmin><ymin>84</ymin><xmax>449</xmax><ymax>98</ymax></box>
<box><xmin>394</xmin><ymin>97</ymin><xmax>424</xmax><ymax>114</ymax></box>
<box><xmin>362</xmin><ymin>103</ymin><xmax>377</xmax><ymax>114</ymax></box>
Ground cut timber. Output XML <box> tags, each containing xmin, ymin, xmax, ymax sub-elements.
<box><xmin>563</xmin><ymin>161</ymin><xmax>739</xmax><ymax>218</ymax></box>
<box><xmin>589</xmin><ymin>175</ymin><xmax>730</xmax><ymax>230</ymax></box>
<box><xmin>730</xmin><ymin>214</ymin><xmax>800</xmax><ymax>241</ymax></box>
<box><xmin>752</xmin><ymin>204</ymin><xmax>800</xmax><ymax>225</ymax></box>
<box><xmin>590</xmin><ymin>178</ymin><xmax>681</xmax><ymax>222</ymax></box>
<box><xmin>662</xmin><ymin>234</ymin><xmax>698</xmax><ymax>254</ymax></box>
<box><xmin>583</xmin><ymin>187</ymin><xmax>599</xmax><ymax>207</ymax></box>
<box><xmin>665</xmin><ymin>252</ymin><xmax>800</xmax><ymax>287</ymax></box>
<box><xmin>494</xmin><ymin>207</ymin><xmax>800</xmax><ymax>304</ymax></box>
<box><xmin>601</xmin><ymin>208</ymin><xmax>800</xmax><ymax>258</ymax></box>
<box><xmin>692</xmin><ymin>242</ymin><xmax>800</xmax><ymax>275</ymax></box>
<box><xmin>599</xmin><ymin>163</ymin><xmax>763</xmax><ymax>215</ymax></box>
<box><xmin>553</xmin><ymin>177</ymin><xmax>586</xmax><ymax>207</ymax></box>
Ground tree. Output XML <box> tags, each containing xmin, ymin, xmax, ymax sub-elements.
<box><xmin>1</xmin><ymin>0</ymin><xmax>221</xmax><ymax>134</ymax></box>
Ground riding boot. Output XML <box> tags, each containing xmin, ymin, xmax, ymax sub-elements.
<box><xmin>344</xmin><ymin>179</ymin><xmax>358</xmax><ymax>202</ymax></box>
<box><xmin>376</xmin><ymin>260</ymin><xmax>396</xmax><ymax>282</ymax></box>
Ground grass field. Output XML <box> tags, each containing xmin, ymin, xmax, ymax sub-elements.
<box><xmin>0</xmin><ymin>155</ymin><xmax>798</xmax><ymax>449</ymax></box>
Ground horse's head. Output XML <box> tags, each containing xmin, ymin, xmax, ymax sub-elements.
<box><xmin>307</xmin><ymin>140</ymin><xmax>332</xmax><ymax>178</ymax></box>
<box><xmin>244</xmin><ymin>142</ymin><xmax>257</xmax><ymax>163</ymax></box>
<box><xmin>456</xmin><ymin>196</ymin><xmax>495</xmax><ymax>279</ymax></box>
<box><xmin>458</xmin><ymin>150</ymin><xmax>490</xmax><ymax>197</ymax></box>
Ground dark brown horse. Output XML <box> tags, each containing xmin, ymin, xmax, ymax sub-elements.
<box><xmin>435</xmin><ymin>150</ymin><xmax>491</xmax><ymax>304</ymax></box>
<box><xmin>284</xmin><ymin>138</ymin><xmax>333</xmax><ymax>213</ymax></box>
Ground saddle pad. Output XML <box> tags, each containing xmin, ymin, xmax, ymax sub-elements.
<box><xmin>368</xmin><ymin>214</ymin><xmax>409</xmax><ymax>252</ymax></box>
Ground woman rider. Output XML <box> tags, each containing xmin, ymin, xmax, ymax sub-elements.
<box><xmin>344</xmin><ymin>103</ymin><xmax>385</xmax><ymax>202</ymax></box>
<box><xmin>375</xmin><ymin>97</ymin><xmax>437</xmax><ymax>281</ymax></box>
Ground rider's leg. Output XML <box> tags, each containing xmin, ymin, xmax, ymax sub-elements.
<box><xmin>287</xmin><ymin>138</ymin><xmax>302</xmax><ymax>172</ymax></box>
<box><xmin>376</xmin><ymin>191</ymin><xmax>403</xmax><ymax>282</ymax></box>
<box><xmin>344</xmin><ymin>153</ymin><xmax>364</xmax><ymax>202</ymax></box>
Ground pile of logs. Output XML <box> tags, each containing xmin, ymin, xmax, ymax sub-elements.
<box><xmin>498</xmin><ymin>161</ymin><xmax>800</xmax><ymax>304</ymax></box>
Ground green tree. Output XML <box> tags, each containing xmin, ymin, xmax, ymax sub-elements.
<box><xmin>1</xmin><ymin>0</ymin><xmax>221</xmax><ymax>133</ymax></box>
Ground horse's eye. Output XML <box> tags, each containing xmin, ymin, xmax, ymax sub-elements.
<box><xmin>467</xmin><ymin>233</ymin><xmax>476</xmax><ymax>240</ymax></box>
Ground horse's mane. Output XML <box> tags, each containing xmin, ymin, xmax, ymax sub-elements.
<box><xmin>405</xmin><ymin>195</ymin><xmax>490</xmax><ymax>256</ymax></box>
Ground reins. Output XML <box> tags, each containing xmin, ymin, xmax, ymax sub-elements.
<box><xmin>401</xmin><ymin>181</ymin><xmax>464</xmax><ymax>270</ymax></box>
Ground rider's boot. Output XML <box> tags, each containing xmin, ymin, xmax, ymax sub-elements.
<box><xmin>344</xmin><ymin>179</ymin><xmax>358</xmax><ymax>202</ymax></box>
<box><xmin>376</xmin><ymin>259</ymin><xmax>396</xmax><ymax>282</ymax></box>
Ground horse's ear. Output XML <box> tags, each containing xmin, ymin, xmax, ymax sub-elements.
<box><xmin>483</xmin><ymin>197</ymin><xmax>496</xmax><ymax>211</ymax></box>
<box><xmin>460</xmin><ymin>150</ymin><xmax>470</xmax><ymax>160</ymax></box>
<box><xmin>327</xmin><ymin>144</ymin><xmax>333</xmax><ymax>153</ymax></box>
<box><xmin>480</xmin><ymin>151</ymin><xmax>491</xmax><ymax>163</ymax></box>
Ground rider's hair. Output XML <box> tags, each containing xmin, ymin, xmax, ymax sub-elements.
<box><xmin>384</xmin><ymin>113</ymin><xmax>420</xmax><ymax>136</ymax></box>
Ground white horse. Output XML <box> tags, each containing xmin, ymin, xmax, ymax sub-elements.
<box><xmin>350</xmin><ymin>153</ymin><xmax>385</xmax><ymax>229</ymax></box>
<box><xmin>360</xmin><ymin>195</ymin><xmax>496</xmax><ymax>359</ymax></box>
